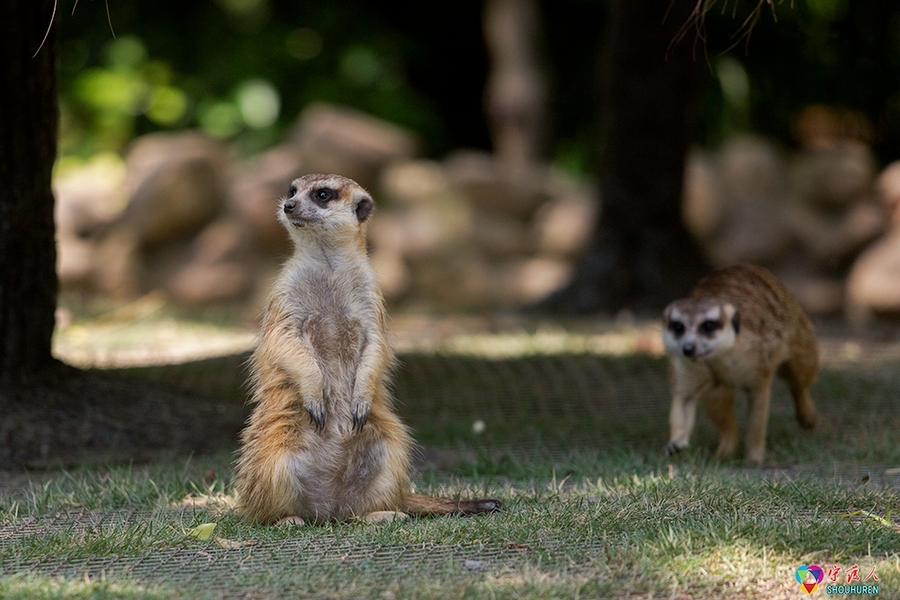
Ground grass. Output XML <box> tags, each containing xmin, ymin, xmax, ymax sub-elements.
<box><xmin>2</xmin><ymin>312</ymin><xmax>896</xmax><ymax>598</ymax></box>
<box><xmin>0</xmin><ymin>448</ymin><xmax>898</xmax><ymax>599</ymax></box>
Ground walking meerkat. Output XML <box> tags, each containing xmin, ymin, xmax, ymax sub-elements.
<box><xmin>234</xmin><ymin>173</ymin><xmax>500</xmax><ymax>525</ymax></box>
<box><xmin>662</xmin><ymin>264</ymin><xmax>818</xmax><ymax>465</ymax></box>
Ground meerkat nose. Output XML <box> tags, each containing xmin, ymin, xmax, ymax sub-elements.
<box><xmin>283</xmin><ymin>200</ymin><xmax>297</xmax><ymax>214</ymax></box>
<box><xmin>682</xmin><ymin>343</ymin><xmax>696</xmax><ymax>357</ymax></box>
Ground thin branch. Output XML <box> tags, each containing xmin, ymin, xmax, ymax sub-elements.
<box><xmin>106</xmin><ymin>0</ymin><xmax>116</xmax><ymax>39</ymax></box>
<box><xmin>34</xmin><ymin>0</ymin><xmax>117</xmax><ymax>57</ymax></box>
<box><xmin>668</xmin><ymin>0</ymin><xmax>790</xmax><ymax>61</ymax></box>
<box><xmin>32</xmin><ymin>0</ymin><xmax>58</xmax><ymax>58</ymax></box>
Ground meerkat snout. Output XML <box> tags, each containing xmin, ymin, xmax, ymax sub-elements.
<box><xmin>283</xmin><ymin>199</ymin><xmax>297</xmax><ymax>214</ymax></box>
<box><xmin>682</xmin><ymin>343</ymin><xmax>696</xmax><ymax>357</ymax></box>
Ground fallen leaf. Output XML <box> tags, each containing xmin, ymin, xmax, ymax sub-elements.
<box><xmin>214</xmin><ymin>536</ymin><xmax>259</xmax><ymax>549</ymax></box>
<box><xmin>188</xmin><ymin>522</ymin><xmax>217</xmax><ymax>540</ymax></box>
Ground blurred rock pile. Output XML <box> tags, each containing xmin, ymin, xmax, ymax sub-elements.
<box><xmin>55</xmin><ymin>102</ymin><xmax>596</xmax><ymax>312</ymax></box>
<box><xmin>683</xmin><ymin>120</ymin><xmax>897</xmax><ymax>318</ymax></box>
<box><xmin>55</xmin><ymin>101</ymin><xmax>900</xmax><ymax>317</ymax></box>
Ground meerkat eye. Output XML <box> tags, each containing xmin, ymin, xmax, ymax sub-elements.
<box><xmin>314</xmin><ymin>188</ymin><xmax>336</xmax><ymax>203</ymax></box>
<box><xmin>668</xmin><ymin>321</ymin><xmax>686</xmax><ymax>337</ymax></box>
<box><xmin>288</xmin><ymin>184</ymin><xmax>298</xmax><ymax>198</ymax></box>
<box><xmin>699</xmin><ymin>320</ymin><xmax>722</xmax><ymax>335</ymax></box>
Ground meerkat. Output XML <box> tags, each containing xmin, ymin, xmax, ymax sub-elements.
<box><xmin>662</xmin><ymin>264</ymin><xmax>818</xmax><ymax>465</ymax></box>
<box><xmin>234</xmin><ymin>174</ymin><xmax>500</xmax><ymax>525</ymax></box>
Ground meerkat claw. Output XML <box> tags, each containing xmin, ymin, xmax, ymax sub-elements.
<box><xmin>664</xmin><ymin>441</ymin><xmax>685</xmax><ymax>456</ymax></box>
<box><xmin>307</xmin><ymin>408</ymin><xmax>325</xmax><ymax>432</ymax></box>
<box><xmin>352</xmin><ymin>408</ymin><xmax>369</xmax><ymax>432</ymax></box>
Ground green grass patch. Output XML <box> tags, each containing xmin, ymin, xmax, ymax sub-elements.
<box><xmin>1</xmin><ymin>451</ymin><xmax>898</xmax><ymax>599</ymax></box>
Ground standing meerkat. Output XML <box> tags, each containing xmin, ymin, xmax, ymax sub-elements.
<box><xmin>662</xmin><ymin>264</ymin><xmax>818</xmax><ymax>465</ymax></box>
<box><xmin>234</xmin><ymin>174</ymin><xmax>500</xmax><ymax>525</ymax></box>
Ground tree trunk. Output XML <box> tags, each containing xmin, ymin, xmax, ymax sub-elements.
<box><xmin>0</xmin><ymin>1</ymin><xmax>247</xmax><ymax>468</ymax></box>
<box><xmin>537</xmin><ymin>0</ymin><xmax>710</xmax><ymax>314</ymax></box>
<box><xmin>0</xmin><ymin>0</ymin><xmax>61</xmax><ymax>382</ymax></box>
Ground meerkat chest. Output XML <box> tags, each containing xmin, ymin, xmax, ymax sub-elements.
<box><xmin>704</xmin><ymin>334</ymin><xmax>787</xmax><ymax>390</ymax></box>
<box><xmin>704</xmin><ymin>350</ymin><xmax>759</xmax><ymax>389</ymax></box>
<box><xmin>291</xmin><ymin>269</ymin><xmax>373</xmax><ymax>362</ymax></box>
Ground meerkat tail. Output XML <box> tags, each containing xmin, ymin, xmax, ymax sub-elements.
<box><xmin>402</xmin><ymin>493</ymin><xmax>501</xmax><ymax>517</ymax></box>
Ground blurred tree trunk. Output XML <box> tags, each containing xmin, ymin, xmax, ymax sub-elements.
<box><xmin>537</xmin><ymin>0</ymin><xmax>710</xmax><ymax>314</ymax></box>
<box><xmin>0</xmin><ymin>1</ymin><xmax>245</xmax><ymax>468</ymax></box>
<box><xmin>0</xmin><ymin>0</ymin><xmax>62</xmax><ymax>383</ymax></box>
<box><xmin>483</xmin><ymin>0</ymin><xmax>549</xmax><ymax>167</ymax></box>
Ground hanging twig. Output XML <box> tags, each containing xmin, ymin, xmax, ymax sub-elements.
<box><xmin>33</xmin><ymin>0</ymin><xmax>116</xmax><ymax>58</ymax></box>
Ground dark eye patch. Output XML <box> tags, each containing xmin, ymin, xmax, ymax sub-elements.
<box><xmin>668</xmin><ymin>321</ymin><xmax>686</xmax><ymax>337</ymax></box>
<box><xmin>699</xmin><ymin>320</ymin><xmax>722</xmax><ymax>336</ymax></box>
<box><xmin>313</xmin><ymin>188</ymin><xmax>336</xmax><ymax>204</ymax></box>
<box><xmin>288</xmin><ymin>183</ymin><xmax>298</xmax><ymax>197</ymax></box>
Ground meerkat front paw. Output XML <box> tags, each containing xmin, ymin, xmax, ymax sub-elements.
<box><xmin>351</xmin><ymin>397</ymin><xmax>370</xmax><ymax>432</ymax></box>
<box><xmin>276</xmin><ymin>515</ymin><xmax>306</xmax><ymax>526</ymax></box>
<box><xmin>665</xmin><ymin>441</ymin><xmax>688</xmax><ymax>456</ymax></box>
<box><xmin>305</xmin><ymin>397</ymin><xmax>325</xmax><ymax>432</ymax></box>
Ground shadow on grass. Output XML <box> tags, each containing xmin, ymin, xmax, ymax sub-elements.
<box><xmin>73</xmin><ymin>348</ymin><xmax>900</xmax><ymax>480</ymax></box>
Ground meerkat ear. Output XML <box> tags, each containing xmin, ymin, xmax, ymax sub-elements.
<box><xmin>720</xmin><ymin>302</ymin><xmax>740</xmax><ymax>334</ymax></box>
<box><xmin>662</xmin><ymin>303</ymin><xmax>674</xmax><ymax>323</ymax></box>
<box><xmin>354</xmin><ymin>195</ymin><xmax>374</xmax><ymax>222</ymax></box>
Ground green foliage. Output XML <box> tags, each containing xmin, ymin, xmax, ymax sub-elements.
<box><xmin>55</xmin><ymin>1</ymin><xmax>900</xmax><ymax>169</ymax></box>
<box><xmin>57</xmin><ymin>0</ymin><xmax>446</xmax><ymax>158</ymax></box>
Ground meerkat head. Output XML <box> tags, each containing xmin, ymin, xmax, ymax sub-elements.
<box><xmin>279</xmin><ymin>173</ymin><xmax>374</xmax><ymax>244</ymax></box>
<box><xmin>662</xmin><ymin>297</ymin><xmax>740</xmax><ymax>360</ymax></box>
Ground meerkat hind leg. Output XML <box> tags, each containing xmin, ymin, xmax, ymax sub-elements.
<box><xmin>363</xmin><ymin>511</ymin><xmax>409</xmax><ymax>523</ymax></box>
<box><xmin>778</xmin><ymin>359</ymin><xmax>818</xmax><ymax>430</ymax></box>
<box><xmin>744</xmin><ymin>379</ymin><xmax>774</xmax><ymax>466</ymax></box>
<box><xmin>703</xmin><ymin>386</ymin><xmax>739</xmax><ymax>459</ymax></box>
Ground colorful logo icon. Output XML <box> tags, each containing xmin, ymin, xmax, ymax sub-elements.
<box><xmin>795</xmin><ymin>564</ymin><xmax>825</xmax><ymax>594</ymax></box>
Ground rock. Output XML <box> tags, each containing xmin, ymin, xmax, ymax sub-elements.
<box><xmin>53</xmin><ymin>154</ymin><xmax>128</xmax><ymax>238</ymax></box>
<box><xmin>682</xmin><ymin>151</ymin><xmax>722</xmax><ymax>242</ymax></box>
<box><xmin>123</xmin><ymin>131</ymin><xmax>232</xmax><ymax>247</ymax></box>
<box><xmin>876</xmin><ymin>160</ymin><xmax>900</xmax><ymax>225</ymax></box>
<box><xmin>533</xmin><ymin>188</ymin><xmax>597</xmax><ymax>258</ymax></box>
<box><xmin>706</xmin><ymin>199</ymin><xmax>792</xmax><ymax>267</ymax></box>
<box><xmin>379</xmin><ymin>160</ymin><xmax>453</xmax><ymax>207</ymax></box>
<box><xmin>444</xmin><ymin>150</ymin><xmax>549</xmax><ymax>220</ymax></box>
<box><xmin>501</xmin><ymin>257</ymin><xmax>572</xmax><ymax>306</ymax></box>
<box><xmin>166</xmin><ymin>261</ymin><xmax>252</xmax><ymax>305</ymax></box>
<box><xmin>56</xmin><ymin>235</ymin><xmax>95</xmax><ymax>291</ymax></box>
<box><xmin>719</xmin><ymin>135</ymin><xmax>785</xmax><ymax>202</ymax></box>
<box><xmin>368</xmin><ymin>202</ymin><xmax>473</xmax><ymax>259</ymax></box>
<box><xmin>406</xmin><ymin>249</ymin><xmax>495</xmax><ymax>309</ymax></box>
<box><xmin>779</xmin><ymin>274</ymin><xmax>845</xmax><ymax>316</ymax></box>
<box><xmin>789</xmin><ymin>144</ymin><xmax>875</xmax><ymax>211</ymax></box>
<box><xmin>471</xmin><ymin>211</ymin><xmax>534</xmax><ymax>259</ymax></box>
<box><xmin>701</xmin><ymin>137</ymin><xmax>793</xmax><ymax>266</ymax></box>
<box><xmin>847</xmin><ymin>231</ymin><xmax>900</xmax><ymax>317</ymax></box>
<box><xmin>231</xmin><ymin>143</ymin><xmax>302</xmax><ymax>256</ymax></box>
<box><xmin>370</xmin><ymin>249</ymin><xmax>411</xmax><ymax>303</ymax></box>
<box><xmin>784</xmin><ymin>201</ymin><xmax>886</xmax><ymax>267</ymax></box>
<box><xmin>126</xmin><ymin>130</ymin><xmax>232</xmax><ymax>194</ymax></box>
<box><xmin>290</xmin><ymin>103</ymin><xmax>419</xmax><ymax>190</ymax></box>
<box><xmin>161</xmin><ymin>219</ymin><xmax>255</xmax><ymax>304</ymax></box>
<box><xmin>792</xmin><ymin>104</ymin><xmax>872</xmax><ymax>149</ymax></box>
<box><xmin>91</xmin><ymin>229</ymin><xmax>142</xmax><ymax>298</ymax></box>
